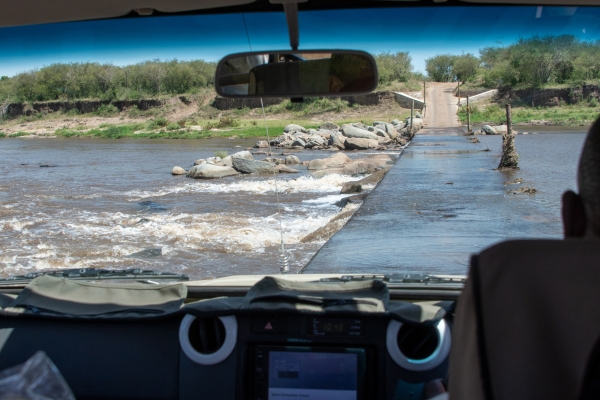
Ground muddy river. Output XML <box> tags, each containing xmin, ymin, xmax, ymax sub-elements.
<box><xmin>0</xmin><ymin>131</ymin><xmax>587</xmax><ymax>280</ymax></box>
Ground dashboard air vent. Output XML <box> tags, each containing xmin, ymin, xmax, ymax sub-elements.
<box><xmin>397</xmin><ymin>324</ymin><xmax>439</xmax><ymax>360</ymax></box>
<box><xmin>386</xmin><ymin>319</ymin><xmax>450</xmax><ymax>372</ymax></box>
<box><xmin>189</xmin><ymin>316</ymin><xmax>226</xmax><ymax>354</ymax></box>
<box><xmin>179</xmin><ymin>315</ymin><xmax>237</xmax><ymax>365</ymax></box>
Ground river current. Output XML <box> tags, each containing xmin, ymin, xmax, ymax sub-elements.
<box><xmin>0</xmin><ymin>132</ymin><xmax>587</xmax><ymax>280</ymax></box>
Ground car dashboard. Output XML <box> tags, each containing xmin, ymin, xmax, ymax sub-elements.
<box><xmin>0</xmin><ymin>276</ymin><xmax>459</xmax><ymax>400</ymax></box>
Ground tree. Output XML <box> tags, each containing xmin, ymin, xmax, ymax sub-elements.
<box><xmin>425</xmin><ymin>54</ymin><xmax>457</xmax><ymax>82</ymax></box>
<box><xmin>375</xmin><ymin>52</ymin><xmax>413</xmax><ymax>85</ymax></box>
<box><xmin>453</xmin><ymin>54</ymin><xmax>480</xmax><ymax>82</ymax></box>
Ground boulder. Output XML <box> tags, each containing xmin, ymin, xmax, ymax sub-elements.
<box><xmin>383</xmin><ymin>124</ymin><xmax>398</xmax><ymax>139</ymax></box>
<box><xmin>481</xmin><ymin>125</ymin><xmax>498</xmax><ymax>135</ymax></box>
<box><xmin>285</xmin><ymin>155</ymin><xmax>301</xmax><ymax>165</ymax></box>
<box><xmin>342</xmin><ymin>160</ymin><xmax>383</xmax><ymax>175</ymax></box>
<box><xmin>232</xmin><ymin>158</ymin><xmax>276</xmax><ymax>174</ymax></box>
<box><xmin>341</xmin><ymin>125</ymin><xmax>379</xmax><ymax>140</ymax></box>
<box><xmin>187</xmin><ymin>164</ymin><xmax>240</xmax><ymax>179</ymax></box>
<box><xmin>284</xmin><ymin>124</ymin><xmax>307</xmax><ymax>133</ymax></box>
<box><xmin>262</xmin><ymin>157</ymin><xmax>285</xmax><ymax>165</ymax></box>
<box><xmin>193</xmin><ymin>159</ymin><xmax>206</xmax><ymax>166</ymax></box>
<box><xmin>231</xmin><ymin>150</ymin><xmax>253</xmax><ymax>160</ymax></box>
<box><xmin>378</xmin><ymin>137</ymin><xmax>393</xmax><ymax>145</ymax></box>
<box><xmin>330</xmin><ymin>133</ymin><xmax>346</xmax><ymax>150</ymax></box>
<box><xmin>319</xmin><ymin>121</ymin><xmax>339</xmax><ymax>130</ymax></box>
<box><xmin>344</xmin><ymin>137</ymin><xmax>378</xmax><ymax>150</ymax></box>
<box><xmin>311</xmin><ymin>168</ymin><xmax>345</xmax><ymax>178</ymax></box>
<box><xmin>255</xmin><ymin>140</ymin><xmax>269</xmax><ymax>148</ymax></box>
<box><xmin>391</xmin><ymin>119</ymin><xmax>400</xmax><ymax>125</ymax></box>
<box><xmin>373</xmin><ymin>121</ymin><xmax>386</xmax><ymax>127</ymax></box>
<box><xmin>275</xmin><ymin>164</ymin><xmax>299</xmax><ymax>173</ymax></box>
<box><xmin>217</xmin><ymin>156</ymin><xmax>233</xmax><ymax>167</ymax></box>
<box><xmin>335</xmin><ymin>193</ymin><xmax>368</xmax><ymax>208</ymax></box>
<box><xmin>374</xmin><ymin>129</ymin><xmax>389</xmax><ymax>138</ymax></box>
<box><xmin>415</xmin><ymin>111</ymin><xmax>422</xmax><ymax>118</ymax></box>
<box><xmin>307</xmin><ymin>153</ymin><xmax>351</xmax><ymax>170</ymax></box>
<box><xmin>206</xmin><ymin>156</ymin><xmax>221</xmax><ymax>164</ymax></box>
<box><xmin>172</xmin><ymin>166</ymin><xmax>186</xmax><ymax>175</ymax></box>
<box><xmin>291</xmin><ymin>138</ymin><xmax>306</xmax><ymax>147</ymax></box>
<box><xmin>340</xmin><ymin>183</ymin><xmax>362</xmax><ymax>194</ymax></box>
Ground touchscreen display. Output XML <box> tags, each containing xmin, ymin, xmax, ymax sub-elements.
<box><xmin>268</xmin><ymin>351</ymin><xmax>358</xmax><ymax>400</ymax></box>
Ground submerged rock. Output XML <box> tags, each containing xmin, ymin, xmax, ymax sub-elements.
<box><xmin>255</xmin><ymin>140</ymin><xmax>269</xmax><ymax>148</ymax></box>
<box><xmin>127</xmin><ymin>248</ymin><xmax>162</xmax><ymax>258</ymax></box>
<box><xmin>335</xmin><ymin>193</ymin><xmax>368</xmax><ymax>208</ymax></box>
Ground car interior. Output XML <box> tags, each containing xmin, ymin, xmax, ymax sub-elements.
<box><xmin>0</xmin><ymin>0</ymin><xmax>599</xmax><ymax>399</ymax></box>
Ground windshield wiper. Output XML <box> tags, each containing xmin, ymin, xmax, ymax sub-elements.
<box><xmin>319</xmin><ymin>273</ymin><xmax>465</xmax><ymax>285</ymax></box>
<box><xmin>0</xmin><ymin>268</ymin><xmax>189</xmax><ymax>286</ymax></box>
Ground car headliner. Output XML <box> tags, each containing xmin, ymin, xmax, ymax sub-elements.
<box><xmin>0</xmin><ymin>0</ymin><xmax>599</xmax><ymax>29</ymax></box>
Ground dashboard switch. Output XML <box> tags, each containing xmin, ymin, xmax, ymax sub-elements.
<box><xmin>252</xmin><ymin>318</ymin><xmax>286</xmax><ymax>333</ymax></box>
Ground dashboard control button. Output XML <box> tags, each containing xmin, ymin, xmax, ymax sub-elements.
<box><xmin>252</xmin><ymin>318</ymin><xmax>286</xmax><ymax>333</ymax></box>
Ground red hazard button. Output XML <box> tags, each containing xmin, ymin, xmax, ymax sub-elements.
<box><xmin>252</xmin><ymin>318</ymin><xmax>286</xmax><ymax>333</ymax></box>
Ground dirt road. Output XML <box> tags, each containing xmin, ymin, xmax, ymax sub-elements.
<box><xmin>421</xmin><ymin>82</ymin><xmax>463</xmax><ymax>135</ymax></box>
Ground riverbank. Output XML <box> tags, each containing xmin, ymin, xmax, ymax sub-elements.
<box><xmin>0</xmin><ymin>91</ymin><xmax>414</xmax><ymax>140</ymax></box>
<box><xmin>458</xmin><ymin>102</ymin><xmax>599</xmax><ymax>127</ymax></box>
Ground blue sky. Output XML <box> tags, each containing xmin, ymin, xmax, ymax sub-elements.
<box><xmin>1</xmin><ymin>6</ymin><xmax>599</xmax><ymax>77</ymax></box>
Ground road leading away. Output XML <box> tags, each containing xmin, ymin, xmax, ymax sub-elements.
<box><xmin>421</xmin><ymin>82</ymin><xmax>463</xmax><ymax>135</ymax></box>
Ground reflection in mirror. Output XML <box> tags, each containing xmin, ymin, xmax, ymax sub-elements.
<box><xmin>216</xmin><ymin>51</ymin><xmax>377</xmax><ymax>98</ymax></box>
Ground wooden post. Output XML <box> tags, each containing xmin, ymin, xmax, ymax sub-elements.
<box><xmin>506</xmin><ymin>103</ymin><xmax>512</xmax><ymax>136</ymax></box>
<box><xmin>498</xmin><ymin>103</ymin><xmax>519</xmax><ymax>169</ymax></box>
<box><xmin>457</xmin><ymin>81</ymin><xmax>461</xmax><ymax>105</ymax></box>
<box><xmin>423</xmin><ymin>81</ymin><xmax>426</xmax><ymax>104</ymax></box>
<box><xmin>410</xmin><ymin>100</ymin><xmax>414</xmax><ymax>131</ymax></box>
<box><xmin>466</xmin><ymin>96</ymin><xmax>471</xmax><ymax>134</ymax></box>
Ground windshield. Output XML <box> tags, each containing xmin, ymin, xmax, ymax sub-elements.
<box><xmin>0</xmin><ymin>5</ymin><xmax>597</xmax><ymax>280</ymax></box>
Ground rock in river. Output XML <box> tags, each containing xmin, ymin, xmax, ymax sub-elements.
<box><xmin>172</xmin><ymin>166</ymin><xmax>186</xmax><ymax>175</ymax></box>
<box><xmin>481</xmin><ymin>125</ymin><xmax>498</xmax><ymax>135</ymax></box>
<box><xmin>341</xmin><ymin>183</ymin><xmax>362</xmax><ymax>194</ymax></box>
<box><xmin>275</xmin><ymin>164</ymin><xmax>299</xmax><ymax>173</ymax></box>
<box><xmin>344</xmin><ymin>137</ymin><xmax>378</xmax><ymax>150</ymax></box>
<box><xmin>341</xmin><ymin>124</ymin><xmax>379</xmax><ymax>140</ymax></box>
<box><xmin>255</xmin><ymin>140</ymin><xmax>269</xmax><ymax>148</ymax></box>
<box><xmin>319</xmin><ymin>121</ymin><xmax>339</xmax><ymax>130</ymax></box>
<box><xmin>285</xmin><ymin>155</ymin><xmax>301</xmax><ymax>165</ymax></box>
<box><xmin>284</xmin><ymin>124</ymin><xmax>308</xmax><ymax>133</ymax></box>
<box><xmin>232</xmin><ymin>158</ymin><xmax>276</xmax><ymax>174</ymax></box>
<box><xmin>187</xmin><ymin>164</ymin><xmax>240</xmax><ymax>179</ymax></box>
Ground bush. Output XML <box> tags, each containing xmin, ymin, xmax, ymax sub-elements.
<box><xmin>166</xmin><ymin>123</ymin><xmax>180</xmax><ymax>131</ymax></box>
<box><xmin>0</xmin><ymin>132</ymin><xmax>5</xmax><ymax>138</ymax></box>
<box><xmin>94</xmin><ymin>104</ymin><xmax>119</xmax><ymax>117</ymax></box>
<box><xmin>589</xmin><ymin>97</ymin><xmax>599</xmax><ymax>107</ymax></box>
<box><xmin>147</xmin><ymin>117</ymin><xmax>169</xmax><ymax>130</ymax></box>
<box><xmin>214</xmin><ymin>150</ymin><xmax>228</xmax><ymax>159</ymax></box>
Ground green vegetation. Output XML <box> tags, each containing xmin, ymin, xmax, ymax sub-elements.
<box><xmin>8</xmin><ymin>131</ymin><xmax>30</xmax><ymax>137</ymax></box>
<box><xmin>214</xmin><ymin>150</ymin><xmax>229</xmax><ymax>159</ymax></box>
<box><xmin>458</xmin><ymin>102</ymin><xmax>600</xmax><ymax>126</ymax></box>
<box><xmin>426</xmin><ymin>35</ymin><xmax>600</xmax><ymax>89</ymax></box>
<box><xmin>0</xmin><ymin>59</ymin><xmax>216</xmax><ymax>102</ymax></box>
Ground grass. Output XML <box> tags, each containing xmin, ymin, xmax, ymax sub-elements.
<box><xmin>214</xmin><ymin>150</ymin><xmax>228</xmax><ymax>159</ymax></box>
<box><xmin>8</xmin><ymin>131</ymin><xmax>30</xmax><ymax>137</ymax></box>
<box><xmin>458</xmin><ymin>101</ymin><xmax>600</xmax><ymax>126</ymax></box>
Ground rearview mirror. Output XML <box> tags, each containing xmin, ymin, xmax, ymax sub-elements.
<box><xmin>215</xmin><ymin>50</ymin><xmax>378</xmax><ymax>98</ymax></box>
